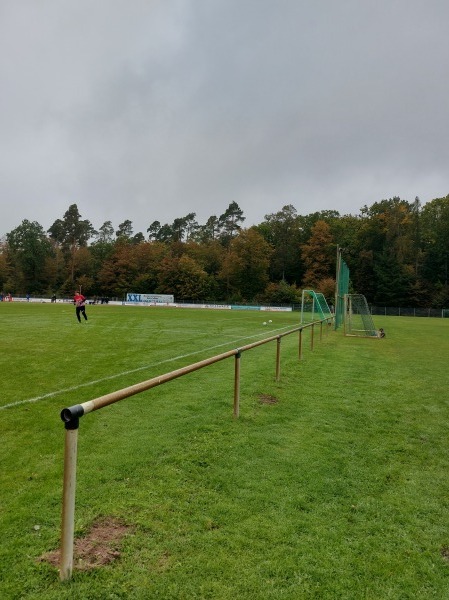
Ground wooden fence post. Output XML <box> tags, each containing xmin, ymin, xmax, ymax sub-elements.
<box><xmin>276</xmin><ymin>337</ymin><xmax>281</xmax><ymax>381</ymax></box>
<box><xmin>234</xmin><ymin>351</ymin><xmax>241</xmax><ymax>418</ymax></box>
<box><xmin>59</xmin><ymin>422</ymin><xmax>79</xmax><ymax>581</ymax></box>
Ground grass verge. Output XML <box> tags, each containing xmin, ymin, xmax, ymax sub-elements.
<box><xmin>1</xmin><ymin>304</ymin><xmax>448</xmax><ymax>598</ymax></box>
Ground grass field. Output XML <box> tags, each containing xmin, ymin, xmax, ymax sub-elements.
<box><xmin>1</xmin><ymin>303</ymin><xmax>449</xmax><ymax>599</ymax></box>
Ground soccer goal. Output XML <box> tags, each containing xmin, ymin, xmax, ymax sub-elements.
<box><xmin>300</xmin><ymin>289</ymin><xmax>333</xmax><ymax>324</ymax></box>
<box><xmin>344</xmin><ymin>294</ymin><xmax>378</xmax><ymax>337</ymax></box>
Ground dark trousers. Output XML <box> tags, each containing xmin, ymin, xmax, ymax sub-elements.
<box><xmin>76</xmin><ymin>306</ymin><xmax>87</xmax><ymax>322</ymax></box>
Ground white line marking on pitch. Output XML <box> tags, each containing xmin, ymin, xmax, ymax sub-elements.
<box><xmin>0</xmin><ymin>325</ymin><xmax>293</xmax><ymax>410</ymax></box>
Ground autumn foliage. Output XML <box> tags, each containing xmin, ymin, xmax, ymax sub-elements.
<box><xmin>1</xmin><ymin>196</ymin><xmax>449</xmax><ymax>307</ymax></box>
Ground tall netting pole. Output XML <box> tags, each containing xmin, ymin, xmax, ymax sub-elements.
<box><xmin>335</xmin><ymin>245</ymin><xmax>341</xmax><ymax>328</ymax></box>
<box><xmin>335</xmin><ymin>246</ymin><xmax>350</xmax><ymax>330</ymax></box>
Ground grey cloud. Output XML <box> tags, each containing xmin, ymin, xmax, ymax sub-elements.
<box><xmin>1</xmin><ymin>0</ymin><xmax>449</xmax><ymax>236</ymax></box>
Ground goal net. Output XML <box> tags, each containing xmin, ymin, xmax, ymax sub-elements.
<box><xmin>300</xmin><ymin>290</ymin><xmax>333</xmax><ymax>324</ymax></box>
<box><xmin>344</xmin><ymin>294</ymin><xmax>378</xmax><ymax>337</ymax></box>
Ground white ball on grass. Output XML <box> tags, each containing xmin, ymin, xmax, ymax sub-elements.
<box><xmin>262</xmin><ymin>322</ymin><xmax>267</xmax><ymax>326</ymax></box>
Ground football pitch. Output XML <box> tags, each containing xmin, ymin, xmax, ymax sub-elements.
<box><xmin>1</xmin><ymin>303</ymin><xmax>449</xmax><ymax>599</ymax></box>
<box><xmin>0</xmin><ymin>303</ymin><xmax>300</xmax><ymax>412</ymax></box>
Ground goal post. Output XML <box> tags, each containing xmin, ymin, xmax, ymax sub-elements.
<box><xmin>300</xmin><ymin>289</ymin><xmax>333</xmax><ymax>324</ymax></box>
<box><xmin>344</xmin><ymin>294</ymin><xmax>378</xmax><ymax>337</ymax></box>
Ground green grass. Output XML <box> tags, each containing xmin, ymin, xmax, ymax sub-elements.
<box><xmin>1</xmin><ymin>303</ymin><xmax>449</xmax><ymax>599</ymax></box>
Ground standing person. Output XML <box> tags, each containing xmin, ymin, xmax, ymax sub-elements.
<box><xmin>74</xmin><ymin>290</ymin><xmax>88</xmax><ymax>322</ymax></box>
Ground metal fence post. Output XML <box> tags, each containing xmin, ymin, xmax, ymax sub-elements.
<box><xmin>311</xmin><ymin>323</ymin><xmax>315</xmax><ymax>351</ymax></box>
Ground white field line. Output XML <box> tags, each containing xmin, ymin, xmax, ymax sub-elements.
<box><xmin>1</xmin><ymin>325</ymin><xmax>294</xmax><ymax>411</ymax></box>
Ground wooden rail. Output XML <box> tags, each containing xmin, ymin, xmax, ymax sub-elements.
<box><xmin>59</xmin><ymin>317</ymin><xmax>332</xmax><ymax>581</ymax></box>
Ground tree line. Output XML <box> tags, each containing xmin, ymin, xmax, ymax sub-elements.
<box><xmin>1</xmin><ymin>195</ymin><xmax>448</xmax><ymax>307</ymax></box>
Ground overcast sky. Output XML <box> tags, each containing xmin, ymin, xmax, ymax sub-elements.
<box><xmin>1</xmin><ymin>0</ymin><xmax>449</xmax><ymax>238</ymax></box>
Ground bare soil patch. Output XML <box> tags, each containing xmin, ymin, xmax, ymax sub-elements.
<box><xmin>258</xmin><ymin>394</ymin><xmax>279</xmax><ymax>405</ymax></box>
<box><xmin>40</xmin><ymin>517</ymin><xmax>132</xmax><ymax>571</ymax></box>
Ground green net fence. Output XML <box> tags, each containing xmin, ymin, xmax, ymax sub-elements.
<box><xmin>335</xmin><ymin>256</ymin><xmax>350</xmax><ymax>329</ymax></box>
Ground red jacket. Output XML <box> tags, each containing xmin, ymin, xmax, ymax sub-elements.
<box><xmin>74</xmin><ymin>293</ymin><xmax>86</xmax><ymax>307</ymax></box>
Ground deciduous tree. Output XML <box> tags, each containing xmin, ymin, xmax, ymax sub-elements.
<box><xmin>157</xmin><ymin>254</ymin><xmax>216</xmax><ymax>301</ymax></box>
<box><xmin>6</xmin><ymin>220</ymin><xmax>53</xmax><ymax>293</ymax></box>
<box><xmin>420</xmin><ymin>195</ymin><xmax>449</xmax><ymax>287</ymax></box>
<box><xmin>300</xmin><ymin>220</ymin><xmax>335</xmax><ymax>288</ymax></box>
<box><xmin>258</xmin><ymin>204</ymin><xmax>303</xmax><ymax>283</ymax></box>
<box><xmin>219</xmin><ymin>228</ymin><xmax>272</xmax><ymax>301</ymax></box>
